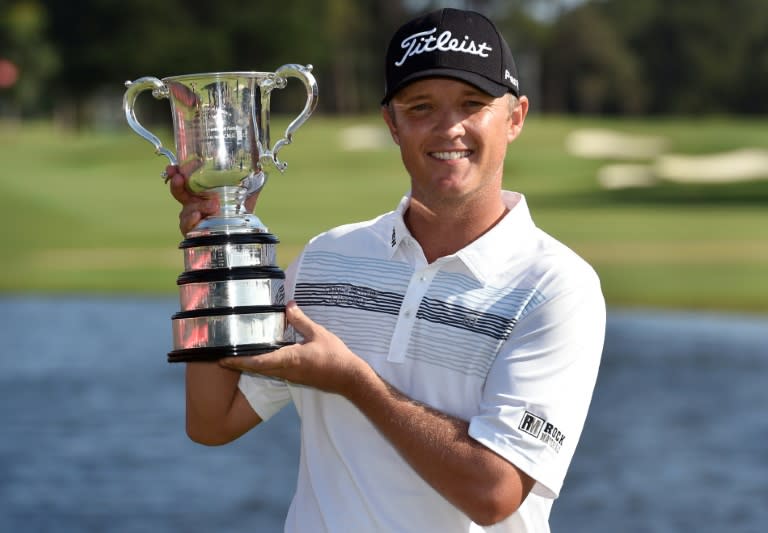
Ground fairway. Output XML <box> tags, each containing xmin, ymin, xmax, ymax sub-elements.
<box><xmin>1</xmin><ymin>115</ymin><xmax>767</xmax><ymax>312</ymax></box>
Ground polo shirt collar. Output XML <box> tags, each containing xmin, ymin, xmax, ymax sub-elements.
<box><xmin>458</xmin><ymin>191</ymin><xmax>536</xmax><ymax>283</ymax></box>
<box><xmin>385</xmin><ymin>194</ymin><xmax>414</xmax><ymax>259</ymax></box>
<box><xmin>385</xmin><ymin>191</ymin><xmax>538</xmax><ymax>283</ymax></box>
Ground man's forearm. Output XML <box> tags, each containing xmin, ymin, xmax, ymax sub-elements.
<box><xmin>185</xmin><ymin>362</ymin><xmax>250</xmax><ymax>445</ymax></box>
<box><xmin>210</xmin><ymin>303</ymin><xmax>534</xmax><ymax>523</ymax></box>
<box><xmin>344</xmin><ymin>365</ymin><xmax>533</xmax><ymax>526</ymax></box>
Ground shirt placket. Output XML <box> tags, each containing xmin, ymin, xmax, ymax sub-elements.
<box><xmin>387</xmin><ymin>263</ymin><xmax>441</xmax><ymax>363</ymax></box>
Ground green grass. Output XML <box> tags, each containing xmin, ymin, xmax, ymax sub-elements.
<box><xmin>2</xmin><ymin>115</ymin><xmax>767</xmax><ymax>313</ymax></box>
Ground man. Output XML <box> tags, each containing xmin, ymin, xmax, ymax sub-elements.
<box><xmin>168</xmin><ymin>8</ymin><xmax>605</xmax><ymax>532</ymax></box>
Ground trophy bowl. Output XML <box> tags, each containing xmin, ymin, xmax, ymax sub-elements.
<box><xmin>124</xmin><ymin>65</ymin><xmax>318</xmax><ymax>362</ymax></box>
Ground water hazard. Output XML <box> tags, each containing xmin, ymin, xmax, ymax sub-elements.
<box><xmin>1</xmin><ymin>297</ymin><xmax>766</xmax><ymax>532</ymax></box>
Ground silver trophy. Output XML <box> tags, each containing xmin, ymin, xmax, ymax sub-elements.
<box><xmin>123</xmin><ymin>65</ymin><xmax>318</xmax><ymax>362</ymax></box>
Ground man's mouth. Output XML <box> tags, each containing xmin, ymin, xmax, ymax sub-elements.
<box><xmin>429</xmin><ymin>150</ymin><xmax>472</xmax><ymax>160</ymax></box>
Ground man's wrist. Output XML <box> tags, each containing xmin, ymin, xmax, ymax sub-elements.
<box><xmin>342</xmin><ymin>360</ymin><xmax>384</xmax><ymax>406</ymax></box>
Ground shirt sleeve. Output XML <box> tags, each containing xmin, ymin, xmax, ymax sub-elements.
<box><xmin>238</xmin><ymin>373</ymin><xmax>293</xmax><ymax>421</ymax></box>
<box><xmin>284</xmin><ymin>255</ymin><xmax>300</xmax><ymax>300</ymax></box>
<box><xmin>468</xmin><ymin>274</ymin><xmax>605</xmax><ymax>499</ymax></box>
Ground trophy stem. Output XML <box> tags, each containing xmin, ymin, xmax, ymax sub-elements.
<box><xmin>213</xmin><ymin>185</ymin><xmax>251</xmax><ymax>218</ymax></box>
<box><xmin>186</xmin><ymin>184</ymin><xmax>268</xmax><ymax>237</ymax></box>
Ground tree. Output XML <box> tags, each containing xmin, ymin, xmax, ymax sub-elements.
<box><xmin>598</xmin><ymin>0</ymin><xmax>768</xmax><ymax>114</ymax></box>
<box><xmin>540</xmin><ymin>3</ymin><xmax>645</xmax><ymax>114</ymax></box>
<box><xmin>0</xmin><ymin>0</ymin><xmax>59</xmax><ymax>116</ymax></box>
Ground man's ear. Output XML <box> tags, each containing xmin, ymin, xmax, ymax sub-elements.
<box><xmin>381</xmin><ymin>105</ymin><xmax>400</xmax><ymax>145</ymax></box>
<box><xmin>507</xmin><ymin>95</ymin><xmax>529</xmax><ymax>144</ymax></box>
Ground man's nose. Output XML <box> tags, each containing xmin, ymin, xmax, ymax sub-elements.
<box><xmin>434</xmin><ymin>109</ymin><xmax>466</xmax><ymax>138</ymax></box>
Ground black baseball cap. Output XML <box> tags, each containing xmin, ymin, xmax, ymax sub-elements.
<box><xmin>382</xmin><ymin>8</ymin><xmax>520</xmax><ymax>104</ymax></box>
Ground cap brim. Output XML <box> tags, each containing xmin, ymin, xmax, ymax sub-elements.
<box><xmin>381</xmin><ymin>68</ymin><xmax>510</xmax><ymax>105</ymax></box>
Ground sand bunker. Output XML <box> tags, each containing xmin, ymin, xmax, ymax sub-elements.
<box><xmin>568</xmin><ymin>128</ymin><xmax>768</xmax><ymax>189</ymax></box>
<box><xmin>565</xmin><ymin>128</ymin><xmax>669</xmax><ymax>160</ymax></box>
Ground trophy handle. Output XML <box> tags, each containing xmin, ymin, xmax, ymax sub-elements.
<box><xmin>123</xmin><ymin>77</ymin><xmax>178</xmax><ymax>166</ymax></box>
<box><xmin>260</xmin><ymin>64</ymin><xmax>319</xmax><ymax>172</ymax></box>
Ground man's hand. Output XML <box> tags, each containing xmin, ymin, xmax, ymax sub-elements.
<box><xmin>218</xmin><ymin>301</ymin><xmax>367</xmax><ymax>394</ymax></box>
<box><xmin>167</xmin><ymin>164</ymin><xmax>261</xmax><ymax>236</ymax></box>
<box><xmin>166</xmin><ymin>164</ymin><xmax>218</xmax><ymax>235</ymax></box>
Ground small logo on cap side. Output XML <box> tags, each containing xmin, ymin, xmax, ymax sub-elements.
<box><xmin>395</xmin><ymin>27</ymin><xmax>493</xmax><ymax>67</ymax></box>
<box><xmin>504</xmin><ymin>69</ymin><xmax>518</xmax><ymax>89</ymax></box>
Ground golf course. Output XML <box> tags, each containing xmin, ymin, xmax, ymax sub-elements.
<box><xmin>2</xmin><ymin>114</ymin><xmax>767</xmax><ymax>312</ymax></box>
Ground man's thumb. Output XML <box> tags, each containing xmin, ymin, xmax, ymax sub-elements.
<box><xmin>285</xmin><ymin>301</ymin><xmax>313</xmax><ymax>337</ymax></box>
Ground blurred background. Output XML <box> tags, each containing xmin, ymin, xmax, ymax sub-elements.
<box><xmin>3</xmin><ymin>0</ymin><xmax>768</xmax><ymax>118</ymax></box>
<box><xmin>1</xmin><ymin>0</ymin><xmax>767</xmax><ymax>532</ymax></box>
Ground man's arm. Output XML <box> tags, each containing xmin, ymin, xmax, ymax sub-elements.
<box><xmin>346</xmin><ymin>365</ymin><xmax>535</xmax><ymax>525</ymax></box>
<box><xmin>167</xmin><ymin>167</ymin><xmax>262</xmax><ymax>445</ymax></box>
<box><xmin>185</xmin><ymin>363</ymin><xmax>262</xmax><ymax>445</ymax></box>
<box><xmin>219</xmin><ymin>302</ymin><xmax>534</xmax><ymax>525</ymax></box>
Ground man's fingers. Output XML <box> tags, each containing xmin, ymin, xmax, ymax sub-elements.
<box><xmin>179</xmin><ymin>204</ymin><xmax>203</xmax><ymax>235</ymax></box>
<box><xmin>169</xmin><ymin>172</ymin><xmax>190</xmax><ymax>204</ymax></box>
<box><xmin>219</xmin><ymin>344</ymin><xmax>296</xmax><ymax>373</ymax></box>
<box><xmin>179</xmin><ymin>159</ymin><xmax>204</xmax><ymax>177</ymax></box>
<box><xmin>167</xmin><ymin>162</ymin><xmax>205</xmax><ymax>203</ymax></box>
<box><xmin>285</xmin><ymin>302</ymin><xmax>316</xmax><ymax>340</ymax></box>
<box><xmin>164</xmin><ymin>164</ymin><xmax>179</xmax><ymax>178</ymax></box>
<box><xmin>169</xmin><ymin>164</ymin><xmax>221</xmax><ymax>236</ymax></box>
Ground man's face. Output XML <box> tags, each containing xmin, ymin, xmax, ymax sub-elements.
<box><xmin>382</xmin><ymin>77</ymin><xmax>527</xmax><ymax>208</ymax></box>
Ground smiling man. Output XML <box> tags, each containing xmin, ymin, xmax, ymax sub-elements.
<box><xmin>381</xmin><ymin>78</ymin><xmax>524</xmax><ymax>262</ymax></box>
<box><xmin>169</xmin><ymin>8</ymin><xmax>605</xmax><ymax>532</ymax></box>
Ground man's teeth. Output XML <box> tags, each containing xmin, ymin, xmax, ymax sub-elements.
<box><xmin>431</xmin><ymin>151</ymin><xmax>471</xmax><ymax>160</ymax></box>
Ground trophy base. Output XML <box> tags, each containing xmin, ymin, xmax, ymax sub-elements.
<box><xmin>167</xmin><ymin>342</ymin><xmax>293</xmax><ymax>363</ymax></box>
<box><xmin>169</xmin><ymin>305</ymin><xmax>293</xmax><ymax>364</ymax></box>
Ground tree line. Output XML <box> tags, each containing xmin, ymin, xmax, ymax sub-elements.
<box><xmin>1</xmin><ymin>0</ymin><xmax>767</xmax><ymax>120</ymax></box>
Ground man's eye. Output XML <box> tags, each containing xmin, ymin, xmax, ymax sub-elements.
<box><xmin>410</xmin><ymin>103</ymin><xmax>431</xmax><ymax>112</ymax></box>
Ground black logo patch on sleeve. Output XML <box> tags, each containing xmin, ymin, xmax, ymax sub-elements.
<box><xmin>519</xmin><ymin>411</ymin><xmax>545</xmax><ymax>437</ymax></box>
<box><xmin>519</xmin><ymin>411</ymin><xmax>565</xmax><ymax>453</ymax></box>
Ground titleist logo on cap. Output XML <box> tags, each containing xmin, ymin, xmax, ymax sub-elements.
<box><xmin>395</xmin><ymin>27</ymin><xmax>493</xmax><ymax>67</ymax></box>
<box><xmin>381</xmin><ymin>8</ymin><xmax>521</xmax><ymax>104</ymax></box>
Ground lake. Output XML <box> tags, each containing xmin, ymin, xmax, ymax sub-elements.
<box><xmin>1</xmin><ymin>296</ymin><xmax>766</xmax><ymax>532</ymax></box>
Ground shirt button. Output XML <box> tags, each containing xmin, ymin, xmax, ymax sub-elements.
<box><xmin>404</xmin><ymin>309</ymin><xmax>412</xmax><ymax>318</ymax></box>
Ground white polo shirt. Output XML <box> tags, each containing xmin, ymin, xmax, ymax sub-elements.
<box><xmin>239</xmin><ymin>191</ymin><xmax>605</xmax><ymax>532</ymax></box>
